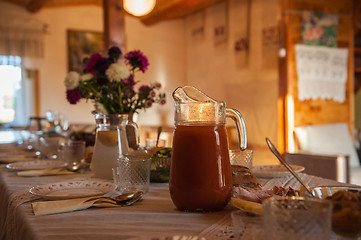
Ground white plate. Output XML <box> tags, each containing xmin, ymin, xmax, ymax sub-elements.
<box><xmin>6</xmin><ymin>160</ymin><xmax>66</xmax><ymax>171</ymax></box>
<box><xmin>130</xmin><ymin>236</ymin><xmax>206</xmax><ymax>240</ymax></box>
<box><xmin>252</xmin><ymin>165</ymin><xmax>305</xmax><ymax>178</ymax></box>
<box><xmin>0</xmin><ymin>154</ymin><xmax>38</xmax><ymax>163</ymax></box>
<box><xmin>29</xmin><ymin>179</ymin><xmax>116</xmax><ymax>200</ymax></box>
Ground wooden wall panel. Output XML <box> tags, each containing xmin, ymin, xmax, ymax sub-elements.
<box><xmin>281</xmin><ymin>0</ymin><xmax>355</xmax><ymax>150</ymax></box>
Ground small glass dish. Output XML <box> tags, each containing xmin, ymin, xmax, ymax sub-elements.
<box><xmin>310</xmin><ymin>186</ymin><xmax>361</xmax><ymax>239</ymax></box>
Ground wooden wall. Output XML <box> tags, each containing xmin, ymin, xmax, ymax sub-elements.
<box><xmin>279</xmin><ymin>0</ymin><xmax>355</xmax><ymax>151</ymax></box>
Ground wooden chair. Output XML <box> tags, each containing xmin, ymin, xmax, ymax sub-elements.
<box><xmin>285</xmin><ymin>123</ymin><xmax>360</xmax><ymax>183</ymax></box>
<box><xmin>285</xmin><ymin>152</ymin><xmax>350</xmax><ymax>183</ymax></box>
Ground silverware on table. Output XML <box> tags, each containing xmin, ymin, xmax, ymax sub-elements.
<box><xmin>265</xmin><ymin>137</ymin><xmax>312</xmax><ymax>194</ymax></box>
<box><xmin>90</xmin><ymin>191</ymin><xmax>143</xmax><ymax>206</ymax></box>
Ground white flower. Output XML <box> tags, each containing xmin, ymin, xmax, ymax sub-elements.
<box><xmin>94</xmin><ymin>102</ymin><xmax>107</xmax><ymax>114</ymax></box>
<box><xmin>106</xmin><ymin>62</ymin><xmax>130</xmax><ymax>82</ymax></box>
<box><xmin>64</xmin><ymin>71</ymin><xmax>80</xmax><ymax>90</ymax></box>
<box><xmin>80</xmin><ymin>73</ymin><xmax>93</xmax><ymax>81</ymax></box>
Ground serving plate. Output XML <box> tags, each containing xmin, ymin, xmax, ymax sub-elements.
<box><xmin>29</xmin><ymin>179</ymin><xmax>116</xmax><ymax>200</ymax></box>
<box><xmin>252</xmin><ymin>164</ymin><xmax>305</xmax><ymax>178</ymax></box>
<box><xmin>130</xmin><ymin>236</ymin><xmax>206</xmax><ymax>240</ymax></box>
<box><xmin>0</xmin><ymin>154</ymin><xmax>38</xmax><ymax>163</ymax></box>
<box><xmin>6</xmin><ymin>160</ymin><xmax>66</xmax><ymax>171</ymax></box>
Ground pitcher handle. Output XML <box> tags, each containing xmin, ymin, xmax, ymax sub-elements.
<box><xmin>126</xmin><ymin>121</ymin><xmax>140</xmax><ymax>150</ymax></box>
<box><xmin>226</xmin><ymin>108</ymin><xmax>247</xmax><ymax>150</ymax></box>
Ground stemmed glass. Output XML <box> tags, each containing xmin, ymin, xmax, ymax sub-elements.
<box><xmin>38</xmin><ymin>137</ymin><xmax>60</xmax><ymax>159</ymax></box>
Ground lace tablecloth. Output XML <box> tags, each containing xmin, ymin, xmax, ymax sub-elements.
<box><xmin>0</xmin><ymin>161</ymin><xmax>353</xmax><ymax>240</ymax></box>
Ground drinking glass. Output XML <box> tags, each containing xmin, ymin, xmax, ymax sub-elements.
<box><xmin>63</xmin><ymin>140</ymin><xmax>86</xmax><ymax>171</ymax></box>
<box><xmin>263</xmin><ymin>196</ymin><xmax>332</xmax><ymax>240</ymax></box>
<box><xmin>38</xmin><ymin>137</ymin><xmax>60</xmax><ymax>159</ymax></box>
<box><xmin>229</xmin><ymin>149</ymin><xmax>253</xmax><ymax>170</ymax></box>
<box><xmin>114</xmin><ymin>151</ymin><xmax>151</xmax><ymax>194</ymax></box>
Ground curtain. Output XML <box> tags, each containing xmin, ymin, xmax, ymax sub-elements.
<box><xmin>0</xmin><ymin>13</ymin><xmax>45</xmax><ymax>58</ymax></box>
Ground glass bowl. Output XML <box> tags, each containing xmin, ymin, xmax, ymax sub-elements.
<box><xmin>150</xmin><ymin>157</ymin><xmax>171</xmax><ymax>183</ymax></box>
<box><xmin>311</xmin><ymin>186</ymin><xmax>361</xmax><ymax>239</ymax></box>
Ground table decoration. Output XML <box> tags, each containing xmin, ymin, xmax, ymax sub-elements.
<box><xmin>64</xmin><ymin>46</ymin><xmax>166</xmax><ymax>179</ymax></box>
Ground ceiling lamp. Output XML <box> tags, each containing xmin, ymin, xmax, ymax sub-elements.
<box><xmin>123</xmin><ymin>0</ymin><xmax>156</xmax><ymax>17</ymax></box>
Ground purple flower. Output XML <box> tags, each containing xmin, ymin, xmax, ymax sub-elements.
<box><xmin>94</xmin><ymin>58</ymin><xmax>112</xmax><ymax>75</ymax></box>
<box><xmin>139</xmin><ymin>85</ymin><xmax>151</xmax><ymax>93</ymax></box>
<box><xmin>108</xmin><ymin>46</ymin><xmax>122</xmax><ymax>62</ymax></box>
<box><xmin>86</xmin><ymin>53</ymin><xmax>103</xmax><ymax>76</ymax></box>
<box><xmin>125</xmin><ymin>50</ymin><xmax>149</xmax><ymax>73</ymax></box>
<box><xmin>66</xmin><ymin>88</ymin><xmax>82</xmax><ymax>104</ymax></box>
<box><xmin>124</xmin><ymin>75</ymin><xmax>135</xmax><ymax>89</ymax></box>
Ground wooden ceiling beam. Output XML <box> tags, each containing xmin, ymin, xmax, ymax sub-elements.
<box><xmin>25</xmin><ymin>0</ymin><xmax>47</xmax><ymax>13</ymax></box>
<box><xmin>140</xmin><ymin>0</ymin><xmax>227</xmax><ymax>26</ymax></box>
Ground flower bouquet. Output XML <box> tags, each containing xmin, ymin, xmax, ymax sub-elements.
<box><xmin>64</xmin><ymin>46</ymin><xmax>166</xmax><ymax>114</ymax></box>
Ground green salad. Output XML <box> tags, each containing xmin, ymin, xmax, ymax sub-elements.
<box><xmin>150</xmin><ymin>147</ymin><xmax>172</xmax><ymax>183</ymax></box>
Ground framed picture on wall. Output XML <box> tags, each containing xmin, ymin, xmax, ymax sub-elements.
<box><xmin>67</xmin><ymin>30</ymin><xmax>103</xmax><ymax>72</ymax></box>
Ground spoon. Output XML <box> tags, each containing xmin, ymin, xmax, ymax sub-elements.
<box><xmin>156</xmin><ymin>126</ymin><xmax>162</xmax><ymax>147</ymax></box>
<box><xmin>98</xmin><ymin>191</ymin><xmax>143</xmax><ymax>206</ymax></box>
<box><xmin>265</xmin><ymin>137</ymin><xmax>312</xmax><ymax>194</ymax></box>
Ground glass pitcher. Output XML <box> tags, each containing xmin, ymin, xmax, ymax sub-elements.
<box><xmin>91</xmin><ymin>114</ymin><xmax>132</xmax><ymax>179</ymax></box>
<box><xmin>169</xmin><ymin>86</ymin><xmax>247</xmax><ymax>212</ymax></box>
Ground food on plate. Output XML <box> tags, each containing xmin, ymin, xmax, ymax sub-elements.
<box><xmin>150</xmin><ymin>147</ymin><xmax>172</xmax><ymax>183</ymax></box>
<box><xmin>231</xmin><ymin>185</ymin><xmax>301</xmax><ymax>213</ymax></box>
<box><xmin>230</xmin><ymin>161</ymin><xmax>301</xmax><ymax>213</ymax></box>
<box><xmin>327</xmin><ymin>190</ymin><xmax>361</xmax><ymax>238</ymax></box>
<box><xmin>231</xmin><ymin>197</ymin><xmax>263</xmax><ymax>214</ymax></box>
<box><xmin>231</xmin><ymin>165</ymin><xmax>261</xmax><ymax>188</ymax></box>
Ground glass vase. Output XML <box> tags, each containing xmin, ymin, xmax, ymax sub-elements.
<box><xmin>91</xmin><ymin>113</ymin><xmax>136</xmax><ymax>179</ymax></box>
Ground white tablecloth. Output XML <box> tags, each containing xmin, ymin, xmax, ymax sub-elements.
<box><xmin>0</xmin><ymin>149</ymin><xmax>355</xmax><ymax>240</ymax></box>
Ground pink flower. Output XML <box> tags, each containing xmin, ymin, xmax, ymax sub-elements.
<box><xmin>155</xmin><ymin>82</ymin><xmax>162</xmax><ymax>89</ymax></box>
<box><xmin>150</xmin><ymin>91</ymin><xmax>156</xmax><ymax>98</ymax></box>
<box><xmin>86</xmin><ymin>53</ymin><xmax>103</xmax><ymax>76</ymax></box>
<box><xmin>160</xmin><ymin>99</ymin><xmax>166</xmax><ymax>105</ymax></box>
<box><xmin>146</xmin><ymin>100</ymin><xmax>153</xmax><ymax>108</ymax></box>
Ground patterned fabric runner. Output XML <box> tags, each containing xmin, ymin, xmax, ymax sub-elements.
<box><xmin>199</xmin><ymin>173</ymin><xmax>345</xmax><ymax>239</ymax></box>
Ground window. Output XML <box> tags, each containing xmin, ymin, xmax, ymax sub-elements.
<box><xmin>0</xmin><ymin>56</ymin><xmax>31</xmax><ymax>127</ymax></box>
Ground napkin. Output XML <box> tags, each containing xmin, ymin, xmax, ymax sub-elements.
<box><xmin>32</xmin><ymin>197</ymin><xmax>116</xmax><ymax>216</ymax></box>
<box><xmin>17</xmin><ymin>169</ymin><xmax>77</xmax><ymax>177</ymax></box>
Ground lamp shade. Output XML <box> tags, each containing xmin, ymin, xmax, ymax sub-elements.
<box><xmin>123</xmin><ymin>0</ymin><xmax>156</xmax><ymax>17</ymax></box>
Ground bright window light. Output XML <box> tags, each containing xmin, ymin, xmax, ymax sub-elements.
<box><xmin>0</xmin><ymin>56</ymin><xmax>22</xmax><ymax>124</ymax></box>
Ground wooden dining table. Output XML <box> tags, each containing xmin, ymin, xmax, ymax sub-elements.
<box><xmin>0</xmin><ymin>142</ymin><xmax>356</xmax><ymax>240</ymax></box>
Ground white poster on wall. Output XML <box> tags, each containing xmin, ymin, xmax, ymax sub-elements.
<box><xmin>295</xmin><ymin>44</ymin><xmax>348</xmax><ymax>102</ymax></box>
